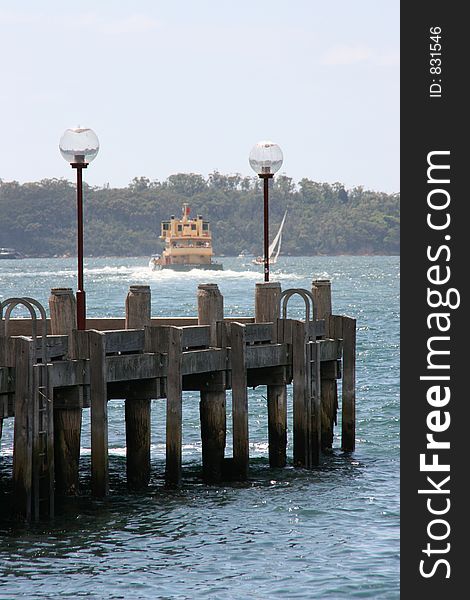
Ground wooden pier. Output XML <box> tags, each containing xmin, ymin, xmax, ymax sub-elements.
<box><xmin>0</xmin><ymin>280</ymin><xmax>356</xmax><ymax>521</ymax></box>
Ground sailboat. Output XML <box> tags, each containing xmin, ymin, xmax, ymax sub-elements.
<box><xmin>252</xmin><ymin>210</ymin><xmax>287</xmax><ymax>265</ymax></box>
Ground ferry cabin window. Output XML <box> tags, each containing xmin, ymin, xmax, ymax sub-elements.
<box><xmin>162</xmin><ymin>223</ymin><xmax>170</xmax><ymax>231</ymax></box>
<box><xmin>178</xmin><ymin>224</ymin><xmax>183</xmax><ymax>232</ymax></box>
<box><xmin>191</xmin><ymin>224</ymin><xmax>196</xmax><ymax>230</ymax></box>
<box><xmin>202</xmin><ymin>223</ymin><xmax>209</xmax><ymax>231</ymax></box>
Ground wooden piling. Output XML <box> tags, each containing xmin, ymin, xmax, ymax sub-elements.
<box><xmin>319</xmin><ymin>376</ymin><xmax>336</xmax><ymax>449</ymax></box>
<box><xmin>292</xmin><ymin>320</ymin><xmax>308</xmax><ymax>467</ymax></box>
<box><xmin>12</xmin><ymin>337</ymin><xmax>34</xmax><ymax>520</ymax></box>
<box><xmin>166</xmin><ymin>327</ymin><xmax>183</xmax><ymax>487</ymax></box>
<box><xmin>309</xmin><ymin>340</ymin><xmax>322</xmax><ymax>467</ymax></box>
<box><xmin>49</xmin><ymin>288</ymin><xmax>77</xmax><ymax>337</ymax></box>
<box><xmin>125</xmin><ymin>285</ymin><xmax>151</xmax><ymax>330</ymax></box>
<box><xmin>230</xmin><ymin>323</ymin><xmax>249</xmax><ymax>479</ymax></box>
<box><xmin>125</xmin><ymin>285</ymin><xmax>151</xmax><ymax>490</ymax></box>
<box><xmin>49</xmin><ymin>288</ymin><xmax>81</xmax><ymax>495</ymax></box>
<box><xmin>312</xmin><ymin>279</ymin><xmax>336</xmax><ymax>450</ymax></box>
<box><xmin>312</xmin><ymin>280</ymin><xmax>332</xmax><ymax>335</ymax></box>
<box><xmin>329</xmin><ymin>315</ymin><xmax>356</xmax><ymax>452</ymax></box>
<box><xmin>255</xmin><ymin>282</ymin><xmax>281</xmax><ymax>325</ymax></box>
<box><xmin>255</xmin><ymin>282</ymin><xmax>287</xmax><ymax>468</ymax></box>
<box><xmin>88</xmin><ymin>330</ymin><xmax>108</xmax><ymax>497</ymax></box>
<box><xmin>197</xmin><ymin>283</ymin><xmax>224</xmax><ymax>346</ymax></box>
<box><xmin>197</xmin><ymin>284</ymin><xmax>226</xmax><ymax>482</ymax></box>
<box><xmin>341</xmin><ymin>316</ymin><xmax>356</xmax><ymax>452</ymax></box>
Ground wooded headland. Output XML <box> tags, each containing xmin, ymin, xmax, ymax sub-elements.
<box><xmin>0</xmin><ymin>173</ymin><xmax>399</xmax><ymax>257</ymax></box>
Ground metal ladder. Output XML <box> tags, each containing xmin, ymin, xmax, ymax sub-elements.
<box><xmin>279</xmin><ymin>288</ymin><xmax>321</xmax><ymax>467</ymax></box>
<box><xmin>1</xmin><ymin>297</ymin><xmax>54</xmax><ymax>519</ymax></box>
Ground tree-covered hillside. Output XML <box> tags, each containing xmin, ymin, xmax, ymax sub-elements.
<box><xmin>0</xmin><ymin>173</ymin><xmax>399</xmax><ymax>257</ymax></box>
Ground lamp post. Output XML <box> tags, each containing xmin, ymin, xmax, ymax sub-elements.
<box><xmin>249</xmin><ymin>141</ymin><xmax>283</xmax><ymax>282</ymax></box>
<box><xmin>59</xmin><ymin>127</ymin><xmax>100</xmax><ymax>329</ymax></box>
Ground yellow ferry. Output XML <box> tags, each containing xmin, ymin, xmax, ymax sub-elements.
<box><xmin>149</xmin><ymin>204</ymin><xmax>223</xmax><ymax>271</ymax></box>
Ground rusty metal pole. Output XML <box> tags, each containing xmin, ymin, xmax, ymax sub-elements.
<box><xmin>260</xmin><ymin>173</ymin><xmax>274</xmax><ymax>282</ymax></box>
<box><xmin>71</xmin><ymin>161</ymin><xmax>88</xmax><ymax>330</ymax></box>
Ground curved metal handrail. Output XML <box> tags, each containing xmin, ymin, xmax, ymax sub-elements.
<box><xmin>1</xmin><ymin>297</ymin><xmax>48</xmax><ymax>361</ymax></box>
<box><xmin>280</xmin><ymin>288</ymin><xmax>316</xmax><ymax>324</ymax></box>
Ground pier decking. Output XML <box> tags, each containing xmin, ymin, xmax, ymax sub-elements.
<box><xmin>0</xmin><ymin>281</ymin><xmax>355</xmax><ymax>521</ymax></box>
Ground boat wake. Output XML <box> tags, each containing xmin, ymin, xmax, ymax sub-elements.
<box><xmin>82</xmin><ymin>265</ymin><xmax>303</xmax><ymax>282</ymax></box>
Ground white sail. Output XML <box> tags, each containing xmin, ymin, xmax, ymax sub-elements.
<box><xmin>272</xmin><ymin>233</ymin><xmax>282</xmax><ymax>263</ymax></box>
<box><xmin>251</xmin><ymin>210</ymin><xmax>287</xmax><ymax>265</ymax></box>
<box><xmin>268</xmin><ymin>210</ymin><xmax>287</xmax><ymax>260</ymax></box>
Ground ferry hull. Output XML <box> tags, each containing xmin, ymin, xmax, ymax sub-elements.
<box><xmin>160</xmin><ymin>263</ymin><xmax>224</xmax><ymax>271</ymax></box>
<box><xmin>159</xmin><ymin>263</ymin><xmax>223</xmax><ymax>271</ymax></box>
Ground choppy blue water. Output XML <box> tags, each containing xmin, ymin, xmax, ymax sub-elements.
<box><xmin>0</xmin><ymin>256</ymin><xmax>399</xmax><ymax>599</ymax></box>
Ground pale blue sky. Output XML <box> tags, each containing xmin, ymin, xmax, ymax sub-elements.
<box><xmin>0</xmin><ymin>1</ymin><xmax>399</xmax><ymax>192</ymax></box>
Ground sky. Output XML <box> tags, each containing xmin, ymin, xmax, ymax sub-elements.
<box><xmin>0</xmin><ymin>1</ymin><xmax>399</xmax><ymax>193</ymax></box>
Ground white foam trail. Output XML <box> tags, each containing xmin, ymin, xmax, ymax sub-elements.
<box><xmin>4</xmin><ymin>270</ymin><xmax>76</xmax><ymax>278</ymax></box>
<box><xmin>83</xmin><ymin>265</ymin><xmax>303</xmax><ymax>282</ymax></box>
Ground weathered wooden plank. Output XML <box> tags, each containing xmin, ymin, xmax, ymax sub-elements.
<box><xmin>144</xmin><ymin>325</ymin><xmax>170</xmax><ymax>353</ymax></box>
<box><xmin>244</xmin><ymin>323</ymin><xmax>274</xmax><ymax>345</ymax></box>
<box><xmin>245</xmin><ymin>344</ymin><xmax>288</xmax><ymax>370</ymax></box>
<box><xmin>103</xmin><ymin>329</ymin><xmax>145</xmax><ymax>354</ymax></box>
<box><xmin>88</xmin><ymin>330</ymin><xmax>108</xmax><ymax>497</ymax></box>
<box><xmin>182</xmin><ymin>372</ymin><xmax>225</xmax><ymax>392</ymax></box>
<box><xmin>4</xmin><ymin>319</ymin><xmax>52</xmax><ymax>337</ymax></box>
<box><xmin>182</xmin><ymin>348</ymin><xmax>227</xmax><ymax>375</ymax></box>
<box><xmin>181</xmin><ymin>326</ymin><xmax>211</xmax><ymax>349</ymax></box>
<box><xmin>341</xmin><ymin>316</ymin><xmax>356</xmax><ymax>452</ymax></box>
<box><xmin>9</xmin><ymin>341</ymin><xmax>340</xmax><ymax>393</ymax></box>
<box><xmin>166</xmin><ymin>327</ymin><xmax>183</xmax><ymax>487</ymax></box>
<box><xmin>221</xmin><ymin>322</ymin><xmax>276</xmax><ymax>346</ymax></box>
<box><xmin>276</xmin><ymin>318</ymin><xmax>294</xmax><ymax>345</ymax></box>
<box><xmin>48</xmin><ymin>359</ymin><xmax>89</xmax><ymax>388</ymax></box>
<box><xmin>307</xmin><ymin>320</ymin><xmax>326</xmax><ymax>340</ymax></box>
<box><xmin>70</xmin><ymin>330</ymin><xmax>89</xmax><ymax>360</ymax></box>
<box><xmin>34</xmin><ymin>336</ymin><xmax>69</xmax><ymax>360</ymax></box>
<box><xmin>108</xmin><ymin>379</ymin><xmax>163</xmax><ymax>401</ymax></box>
<box><xmin>86</xmin><ymin>318</ymin><xmax>126</xmax><ymax>331</ymax></box>
<box><xmin>5</xmin><ymin>316</ymin><xmax>256</xmax><ymax>337</ymax></box>
<box><xmin>328</xmin><ymin>314</ymin><xmax>344</xmax><ymax>340</ymax></box>
<box><xmin>53</xmin><ymin>387</ymin><xmax>87</xmax><ymax>410</ymax></box>
<box><xmin>231</xmin><ymin>323</ymin><xmax>249</xmax><ymax>479</ymax></box>
<box><xmin>147</xmin><ymin>324</ymin><xmax>212</xmax><ymax>355</ymax></box>
<box><xmin>106</xmin><ymin>354</ymin><xmax>163</xmax><ymax>382</ymax></box>
<box><xmin>318</xmin><ymin>339</ymin><xmax>343</xmax><ymax>362</ymax></box>
<box><xmin>12</xmin><ymin>337</ymin><xmax>34</xmax><ymax>520</ymax></box>
<box><xmin>246</xmin><ymin>366</ymin><xmax>287</xmax><ymax>388</ymax></box>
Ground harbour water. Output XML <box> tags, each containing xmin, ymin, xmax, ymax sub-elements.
<box><xmin>0</xmin><ymin>256</ymin><xmax>399</xmax><ymax>599</ymax></box>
